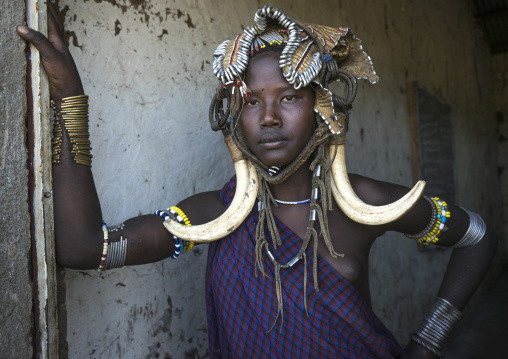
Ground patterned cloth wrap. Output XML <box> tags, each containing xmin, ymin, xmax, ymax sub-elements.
<box><xmin>206</xmin><ymin>177</ymin><xmax>406</xmax><ymax>358</ymax></box>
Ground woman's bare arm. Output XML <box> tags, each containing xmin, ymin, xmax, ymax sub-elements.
<box><xmin>352</xmin><ymin>175</ymin><xmax>497</xmax><ymax>358</ymax></box>
<box><xmin>17</xmin><ymin>3</ymin><xmax>224</xmax><ymax>270</ymax></box>
<box><xmin>397</xmin><ymin>197</ymin><xmax>497</xmax><ymax>358</ymax></box>
<box><xmin>385</xmin><ymin>185</ymin><xmax>498</xmax><ymax>311</ymax></box>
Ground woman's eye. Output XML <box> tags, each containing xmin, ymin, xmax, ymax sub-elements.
<box><xmin>245</xmin><ymin>100</ymin><xmax>258</xmax><ymax>106</ymax></box>
<box><xmin>281</xmin><ymin>95</ymin><xmax>297</xmax><ymax>102</ymax></box>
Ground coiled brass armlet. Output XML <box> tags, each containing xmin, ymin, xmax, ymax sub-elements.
<box><xmin>51</xmin><ymin>95</ymin><xmax>92</xmax><ymax>167</ymax></box>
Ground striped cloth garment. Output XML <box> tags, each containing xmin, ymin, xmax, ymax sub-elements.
<box><xmin>205</xmin><ymin>177</ymin><xmax>406</xmax><ymax>358</ymax></box>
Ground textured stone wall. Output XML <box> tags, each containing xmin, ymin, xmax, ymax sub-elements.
<box><xmin>0</xmin><ymin>1</ymin><xmax>33</xmax><ymax>358</ymax></box>
<box><xmin>55</xmin><ymin>0</ymin><xmax>505</xmax><ymax>357</ymax></box>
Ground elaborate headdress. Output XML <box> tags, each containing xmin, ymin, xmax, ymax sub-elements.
<box><xmin>165</xmin><ymin>6</ymin><xmax>425</xmax><ymax>326</ymax></box>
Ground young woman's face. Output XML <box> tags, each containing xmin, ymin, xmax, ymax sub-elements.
<box><xmin>239</xmin><ymin>52</ymin><xmax>316</xmax><ymax>167</ymax></box>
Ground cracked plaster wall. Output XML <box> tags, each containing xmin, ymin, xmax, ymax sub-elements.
<box><xmin>56</xmin><ymin>0</ymin><xmax>504</xmax><ymax>358</ymax></box>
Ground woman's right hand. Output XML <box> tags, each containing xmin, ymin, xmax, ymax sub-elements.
<box><xmin>16</xmin><ymin>2</ymin><xmax>84</xmax><ymax>101</ymax></box>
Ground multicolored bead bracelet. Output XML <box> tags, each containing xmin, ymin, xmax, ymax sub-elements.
<box><xmin>97</xmin><ymin>221</ymin><xmax>109</xmax><ymax>273</ymax></box>
<box><xmin>405</xmin><ymin>197</ymin><xmax>450</xmax><ymax>245</ymax></box>
<box><xmin>154</xmin><ymin>206</ymin><xmax>194</xmax><ymax>258</ymax></box>
<box><xmin>169</xmin><ymin>206</ymin><xmax>194</xmax><ymax>252</ymax></box>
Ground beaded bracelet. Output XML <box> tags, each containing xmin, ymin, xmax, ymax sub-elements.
<box><xmin>154</xmin><ymin>207</ymin><xmax>193</xmax><ymax>259</ymax></box>
<box><xmin>169</xmin><ymin>206</ymin><xmax>194</xmax><ymax>252</ymax></box>
<box><xmin>405</xmin><ymin>196</ymin><xmax>450</xmax><ymax>245</ymax></box>
<box><xmin>97</xmin><ymin>221</ymin><xmax>109</xmax><ymax>273</ymax></box>
<box><xmin>154</xmin><ymin>210</ymin><xmax>182</xmax><ymax>258</ymax></box>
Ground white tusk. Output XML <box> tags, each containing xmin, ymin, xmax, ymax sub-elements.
<box><xmin>164</xmin><ymin>137</ymin><xmax>259</xmax><ymax>242</ymax></box>
<box><xmin>329</xmin><ymin>144</ymin><xmax>426</xmax><ymax>225</ymax></box>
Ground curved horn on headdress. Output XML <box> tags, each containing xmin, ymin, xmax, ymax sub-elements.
<box><xmin>164</xmin><ymin>137</ymin><xmax>259</xmax><ymax>242</ymax></box>
<box><xmin>329</xmin><ymin>144</ymin><xmax>426</xmax><ymax>225</ymax></box>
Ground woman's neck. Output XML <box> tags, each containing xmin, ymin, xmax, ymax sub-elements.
<box><xmin>268</xmin><ymin>159</ymin><xmax>314</xmax><ymax>202</ymax></box>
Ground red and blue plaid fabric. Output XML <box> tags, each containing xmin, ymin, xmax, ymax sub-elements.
<box><xmin>206</xmin><ymin>177</ymin><xmax>406</xmax><ymax>358</ymax></box>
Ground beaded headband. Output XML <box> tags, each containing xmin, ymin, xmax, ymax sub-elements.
<box><xmin>212</xmin><ymin>5</ymin><xmax>379</xmax><ymax>135</ymax></box>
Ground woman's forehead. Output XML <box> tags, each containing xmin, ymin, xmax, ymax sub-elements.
<box><xmin>245</xmin><ymin>53</ymin><xmax>315</xmax><ymax>98</ymax></box>
<box><xmin>245</xmin><ymin>53</ymin><xmax>285</xmax><ymax>86</ymax></box>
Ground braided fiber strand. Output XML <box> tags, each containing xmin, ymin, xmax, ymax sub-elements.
<box><xmin>256</xmin><ymin>142</ymin><xmax>344</xmax><ymax>332</ymax></box>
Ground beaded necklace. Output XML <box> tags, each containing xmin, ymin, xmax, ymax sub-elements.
<box><xmin>273</xmin><ymin>198</ymin><xmax>311</xmax><ymax>205</ymax></box>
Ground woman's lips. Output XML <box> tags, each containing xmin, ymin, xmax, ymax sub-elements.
<box><xmin>259</xmin><ymin>133</ymin><xmax>288</xmax><ymax>148</ymax></box>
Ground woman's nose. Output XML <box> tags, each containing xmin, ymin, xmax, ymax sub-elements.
<box><xmin>260</xmin><ymin>102</ymin><xmax>281</xmax><ymax>127</ymax></box>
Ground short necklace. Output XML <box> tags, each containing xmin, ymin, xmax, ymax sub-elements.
<box><xmin>271</xmin><ymin>177</ymin><xmax>320</xmax><ymax>205</ymax></box>
<box><xmin>268</xmin><ymin>166</ymin><xmax>281</xmax><ymax>176</ymax></box>
<box><xmin>273</xmin><ymin>198</ymin><xmax>311</xmax><ymax>205</ymax></box>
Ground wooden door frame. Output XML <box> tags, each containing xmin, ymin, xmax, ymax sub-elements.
<box><xmin>26</xmin><ymin>2</ymin><xmax>62</xmax><ymax>358</ymax></box>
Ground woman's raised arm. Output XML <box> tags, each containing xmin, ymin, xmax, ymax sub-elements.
<box><xmin>16</xmin><ymin>3</ymin><xmax>223</xmax><ymax>270</ymax></box>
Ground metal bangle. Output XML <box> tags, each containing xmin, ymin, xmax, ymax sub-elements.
<box><xmin>411</xmin><ymin>297</ymin><xmax>463</xmax><ymax>357</ymax></box>
<box><xmin>453</xmin><ymin>209</ymin><xmax>486</xmax><ymax>248</ymax></box>
<box><xmin>410</xmin><ymin>333</ymin><xmax>441</xmax><ymax>357</ymax></box>
<box><xmin>104</xmin><ymin>236</ymin><xmax>128</xmax><ymax>270</ymax></box>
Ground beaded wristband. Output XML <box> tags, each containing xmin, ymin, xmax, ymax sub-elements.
<box><xmin>169</xmin><ymin>206</ymin><xmax>194</xmax><ymax>252</ymax></box>
<box><xmin>405</xmin><ymin>197</ymin><xmax>438</xmax><ymax>239</ymax></box>
<box><xmin>97</xmin><ymin>221</ymin><xmax>109</xmax><ymax>273</ymax></box>
<box><xmin>405</xmin><ymin>196</ymin><xmax>450</xmax><ymax>245</ymax></box>
<box><xmin>154</xmin><ymin>210</ymin><xmax>182</xmax><ymax>258</ymax></box>
<box><xmin>154</xmin><ymin>207</ymin><xmax>193</xmax><ymax>259</ymax></box>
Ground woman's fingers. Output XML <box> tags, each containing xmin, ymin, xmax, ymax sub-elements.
<box><xmin>47</xmin><ymin>2</ymin><xmax>65</xmax><ymax>39</ymax></box>
<box><xmin>47</xmin><ymin>10</ymin><xmax>66</xmax><ymax>51</ymax></box>
<box><xmin>16</xmin><ymin>25</ymin><xmax>59</xmax><ymax>62</ymax></box>
<box><xmin>16</xmin><ymin>22</ymin><xmax>84</xmax><ymax>101</ymax></box>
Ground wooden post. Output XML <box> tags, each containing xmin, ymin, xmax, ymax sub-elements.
<box><xmin>26</xmin><ymin>1</ymin><xmax>60</xmax><ymax>358</ymax></box>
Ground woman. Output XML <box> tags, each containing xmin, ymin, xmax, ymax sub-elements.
<box><xmin>17</xmin><ymin>4</ymin><xmax>497</xmax><ymax>358</ymax></box>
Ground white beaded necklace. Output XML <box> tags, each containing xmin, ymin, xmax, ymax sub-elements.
<box><xmin>269</xmin><ymin>165</ymin><xmax>319</xmax><ymax>205</ymax></box>
<box><xmin>273</xmin><ymin>198</ymin><xmax>311</xmax><ymax>205</ymax></box>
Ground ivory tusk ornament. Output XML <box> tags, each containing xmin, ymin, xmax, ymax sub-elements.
<box><xmin>329</xmin><ymin>144</ymin><xmax>426</xmax><ymax>225</ymax></box>
<box><xmin>164</xmin><ymin>137</ymin><xmax>259</xmax><ymax>242</ymax></box>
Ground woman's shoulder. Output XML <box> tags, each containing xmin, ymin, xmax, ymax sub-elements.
<box><xmin>174</xmin><ymin>177</ymin><xmax>236</xmax><ymax>225</ymax></box>
<box><xmin>176</xmin><ymin>190</ymin><xmax>225</xmax><ymax>225</ymax></box>
<box><xmin>348</xmin><ymin>173</ymin><xmax>410</xmax><ymax>206</ymax></box>
<box><xmin>347</xmin><ymin>173</ymin><xmax>433</xmax><ymax>233</ymax></box>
